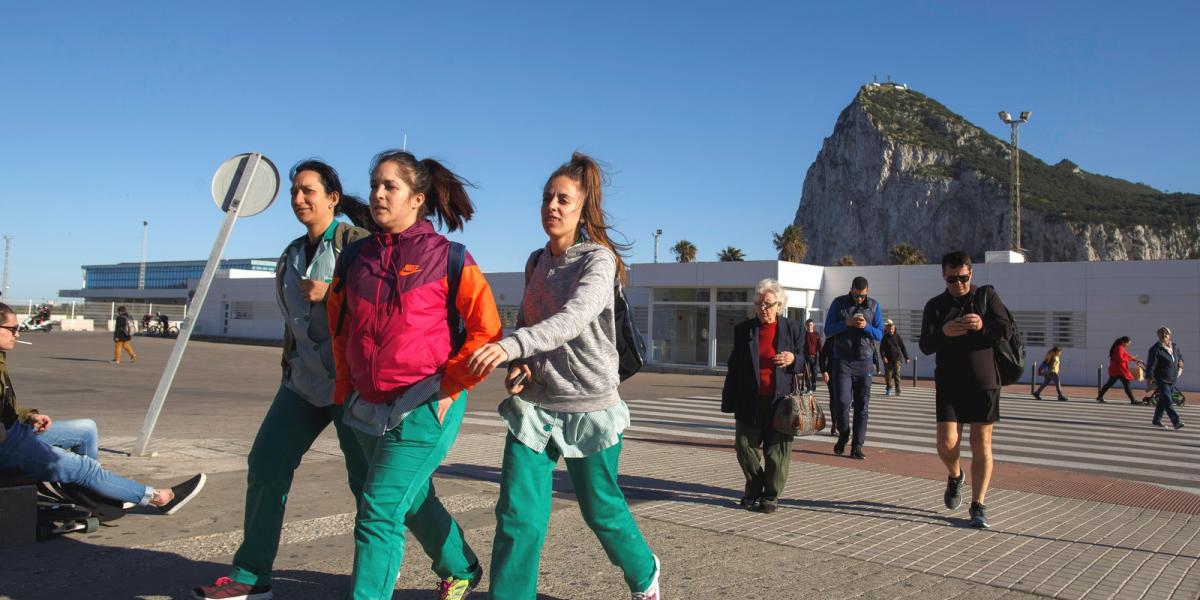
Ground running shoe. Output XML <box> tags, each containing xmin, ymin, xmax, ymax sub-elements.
<box><xmin>436</xmin><ymin>565</ymin><xmax>483</xmax><ymax>600</ymax></box>
<box><xmin>192</xmin><ymin>577</ymin><xmax>272</xmax><ymax>600</ymax></box>
<box><xmin>968</xmin><ymin>502</ymin><xmax>990</xmax><ymax>529</ymax></box>
<box><xmin>944</xmin><ymin>471</ymin><xmax>965</xmax><ymax>510</ymax></box>
<box><xmin>631</xmin><ymin>554</ymin><xmax>661</xmax><ymax>600</ymax></box>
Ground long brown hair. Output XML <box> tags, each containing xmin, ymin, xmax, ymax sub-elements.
<box><xmin>370</xmin><ymin>150</ymin><xmax>475</xmax><ymax>232</ymax></box>
<box><xmin>546</xmin><ymin>152</ymin><xmax>630</xmax><ymax>284</ymax></box>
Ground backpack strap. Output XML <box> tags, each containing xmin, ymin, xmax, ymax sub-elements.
<box><xmin>974</xmin><ymin>285</ymin><xmax>993</xmax><ymax>316</ymax></box>
<box><xmin>523</xmin><ymin>248</ymin><xmax>545</xmax><ymax>288</ymax></box>
<box><xmin>331</xmin><ymin>237</ymin><xmax>371</xmax><ymax>338</ymax></box>
<box><xmin>446</xmin><ymin>242</ymin><xmax>467</xmax><ymax>353</ymax></box>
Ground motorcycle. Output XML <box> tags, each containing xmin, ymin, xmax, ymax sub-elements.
<box><xmin>18</xmin><ymin>310</ymin><xmax>55</xmax><ymax>332</ymax></box>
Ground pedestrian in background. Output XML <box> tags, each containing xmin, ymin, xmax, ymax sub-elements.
<box><xmin>1146</xmin><ymin>326</ymin><xmax>1185</xmax><ymax>430</ymax></box>
<box><xmin>824</xmin><ymin>276</ymin><xmax>883</xmax><ymax>460</ymax></box>
<box><xmin>721</xmin><ymin>278</ymin><xmax>805</xmax><ymax>514</ymax></box>
<box><xmin>112</xmin><ymin>306</ymin><xmax>136</xmax><ymax>364</ymax></box>
<box><xmin>1033</xmin><ymin>347</ymin><xmax>1069</xmax><ymax>402</ymax></box>
<box><xmin>1097</xmin><ymin>336</ymin><xmax>1142</xmax><ymax>404</ymax></box>
<box><xmin>803</xmin><ymin>319</ymin><xmax>822</xmax><ymax>392</ymax></box>
<box><xmin>880</xmin><ymin>319</ymin><xmax>909</xmax><ymax>396</ymax></box>
<box><xmin>920</xmin><ymin>251</ymin><xmax>1013</xmax><ymax>529</ymax></box>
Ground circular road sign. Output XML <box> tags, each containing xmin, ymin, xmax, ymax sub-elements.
<box><xmin>211</xmin><ymin>152</ymin><xmax>280</xmax><ymax>217</ymax></box>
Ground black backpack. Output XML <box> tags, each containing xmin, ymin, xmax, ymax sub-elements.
<box><xmin>332</xmin><ymin>239</ymin><xmax>467</xmax><ymax>353</ymax></box>
<box><xmin>974</xmin><ymin>285</ymin><xmax>1024</xmax><ymax>386</ymax></box>
<box><xmin>526</xmin><ymin>249</ymin><xmax>646</xmax><ymax>381</ymax></box>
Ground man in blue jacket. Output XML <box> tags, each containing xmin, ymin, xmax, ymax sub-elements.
<box><xmin>1146</xmin><ymin>326</ymin><xmax>1185</xmax><ymax>430</ymax></box>
<box><xmin>824</xmin><ymin>276</ymin><xmax>883</xmax><ymax>459</ymax></box>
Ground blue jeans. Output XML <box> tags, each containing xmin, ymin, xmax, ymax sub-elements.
<box><xmin>1153</xmin><ymin>382</ymin><xmax>1182</xmax><ymax>427</ymax></box>
<box><xmin>0</xmin><ymin>421</ymin><xmax>152</xmax><ymax>505</ymax></box>
<box><xmin>37</xmin><ymin>418</ymin><xmax>100</xmax><ymax>460</ymax></box>
<box><xmin>833</xmin><ymin>359</ymin><xmax>872</xmax><ymax>450</ymax></box>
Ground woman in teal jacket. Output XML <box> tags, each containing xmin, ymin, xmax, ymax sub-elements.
<box><xmin>194</xmin><ymin>160</ymin><xmax>374</xmax><ymax>600</ymax></box>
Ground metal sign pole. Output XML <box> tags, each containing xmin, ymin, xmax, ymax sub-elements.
<box><xmin>132</xmin><ymin>154</ymin><xmax>267</xmax><ymax>456</ymax></box>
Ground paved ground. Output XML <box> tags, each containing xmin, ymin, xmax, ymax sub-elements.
<box><xmin>2</xmin><ymin>333</ymin><xmax>1199</xmax><ymax>599</ymax></box>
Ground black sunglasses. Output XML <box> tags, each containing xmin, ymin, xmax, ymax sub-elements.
<box><xmin>850</xmin><ymin>293</ymin><xmax>867</xmax><ymax>300</ymax></box>
<box><xmin>945</xmin><ymin>275</ymin><xmax>970</xmax><ymax>284</ymax></box>
<box><xmin>0</xmin><ymin>324</ymin><xmax>18</xmax><ymax>335</ymax></box>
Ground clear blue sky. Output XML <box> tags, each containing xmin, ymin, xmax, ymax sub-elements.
<box><xmin>3</xmin><ymin>1</ymin><xmax>1197</xmax><ymax>301</ymax></box>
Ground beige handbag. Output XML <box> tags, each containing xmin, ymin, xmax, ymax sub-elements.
<box><xmin>773</xmin><ymin>374</ymin><xmax>826</xmax><ymax>436</ymax></box>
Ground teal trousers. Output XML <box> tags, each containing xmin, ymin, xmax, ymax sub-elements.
<box><xmin>348</xmin><ymin>393</ymin><xmax>479</xmax><ymax>600</ymax></box>
<box><xmin>489</xmin><ymin>434</ymin><xmax>655</xmax><ymax>599</ymax></box>
<box><xmin>231</xmin><ymin>385</ymin><xmax>368</xmax><ymax>586</ymax></box>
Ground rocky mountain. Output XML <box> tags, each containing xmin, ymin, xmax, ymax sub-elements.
<box><xmin>794</xmin><ymin>84</ymin><xmax>1200</xmax><ymax>265</ymax></box>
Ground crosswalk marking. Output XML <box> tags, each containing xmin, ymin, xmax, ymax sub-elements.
<box><xmin>468</xmin><ymin>385</ymin><xmax>1200</xmax><ymax>492</ymax></box>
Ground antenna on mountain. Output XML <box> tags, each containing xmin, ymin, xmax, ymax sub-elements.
<box><xmin>873</xmin><ymin>74</ymin><xmax>878</xmax><ymax>83</ymax></box>
<box><xmin>886</xmin><ymin>74</ymin><xmax>892</xmax><ymax>83</ymax></box>
<box><xmin>402</xmin><ymin>133</ymin><xmax>407</xmax><ymax>151</ymax></box>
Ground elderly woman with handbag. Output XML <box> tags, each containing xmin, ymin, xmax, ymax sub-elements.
<box><xmin>720</xmin><ymin>278</ymin><xmax>807</xmax><ymax>513</ymax></box>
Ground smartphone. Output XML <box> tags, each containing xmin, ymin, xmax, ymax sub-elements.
<box><xmin>511</xmin><ymin>371</ymin><xmax>527</xmax><ymax>388</ymax></box>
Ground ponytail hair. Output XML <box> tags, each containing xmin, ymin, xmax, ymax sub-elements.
<box><xmin>290</xmin><ymin>159</ymin><xmax>377</xmax><ymax>231</ymax></box>
<box><xmin>546</xmin><ymin>152</ymin><xmax>631</xmax><ymax>284</ymax></box>
<box><xmin>1109</xmin><ymin>336</ymin><xmax>1130</xmax><ymax>359</ymax></box>
<box><xmin>369</xmin><ymin>150</ymin><xmax>475</xmax><ymax>232</ymax></box>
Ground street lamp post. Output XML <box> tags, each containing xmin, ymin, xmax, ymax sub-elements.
<box><xmin>998</xmin><ymin>110</ymin><xmax>1031</xmax><ymax>253</ymax></box>
<box><xmin>653</xmin><ymin>229</ymin><xmax>663</xmax><ymax>263</ymax></box>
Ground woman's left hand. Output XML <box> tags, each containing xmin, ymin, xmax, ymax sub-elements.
<box><xmin>435</xmin><ymin>394</ymin><xmax>454</xmax><ymax>424</ymax></box>
<box><xmin>468</xmin><ymin>343</ymin><xmax>509</xmax><ymax>378</ymax></box>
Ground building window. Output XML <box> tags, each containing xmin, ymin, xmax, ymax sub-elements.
<box><xmin>716</xmin><ymin>306</ymin><xmax>752</xmax><ymax>365</ymax></box>
<box><xmin>653</xmin><ymin>288</ymin><xmax>709</xmax><ymax>303</ymax></box>
<box><xmin>716</xmin><ymin>288</ymin><xmax>753</xmax><ymax>303</ymax></box>
<box><xmin>652</xmin><ymin>305</ymin><xmax>709</xmax><ymax>365</ymax></box>
<box><xmin>497</xmin><ymin>306</ymin><xmax>521</xmax><ymax>330</ymax></box>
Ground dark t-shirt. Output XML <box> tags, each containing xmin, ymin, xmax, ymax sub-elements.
<box><xmin>919</xmin><ymin>286</ymin><xmax>1013</xmax><ymax>392</ymax></box>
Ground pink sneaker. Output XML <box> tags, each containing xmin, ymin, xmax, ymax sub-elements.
<box><xmin>192</xmin><ymin>576</ymin><xmax>273</xmax><ymax>599</ymax></box>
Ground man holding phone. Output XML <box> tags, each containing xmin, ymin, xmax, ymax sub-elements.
<box><xmin>919</xmin><ymin>251</ymin><xmax>1013</xmax><ymax>529</ymax></box>
<box><xmin>823</xmin><ymin>276</ymin><xmax>883</xmax><ymax>460</ymax></box>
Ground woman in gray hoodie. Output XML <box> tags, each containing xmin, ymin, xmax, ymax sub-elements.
<box><xmin>468</xmin><ymin>153</ymin><xmax>660</xmax><ymax>600</ymax></box>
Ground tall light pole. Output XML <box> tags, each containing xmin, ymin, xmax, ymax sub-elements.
<box><xmin>2</xmin><ymin>236</ymin><xmax>11</xmax><ymax>298</ymax></box>
<box><xmin>998</xmin><ymin>110</ymin><xmax>1031</xmax><ymax>252</ymax></box>
<box><xmin>138</xmin><ymin>221</ymin><xmax>148</xmax><ymax>291</ymax></box>
<box><xmin>653</xmin><ymin>229</ymin><xmax>663</xmax><ymax>263</ymax></box>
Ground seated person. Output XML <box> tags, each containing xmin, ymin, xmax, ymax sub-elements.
<box><xmin>0</xmin><ymin>302</ymin><xmax>204</xmax><ymax>513</ymax></box>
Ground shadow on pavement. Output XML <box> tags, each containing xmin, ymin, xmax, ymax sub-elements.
<box><xmin>439</xmin><ymin>462</ymin><xmax>961</xmax><ymax>526</ymax></box>
<box><xmin>47</xmin><ymin>356</ymin><xmax>117</xmax><ymax>364</ymax></box>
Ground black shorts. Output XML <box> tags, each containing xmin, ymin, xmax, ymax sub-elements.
<box><xmin>936</xmin><ymin>387</ymin><xmax>1000</xmax><ymax>423</ymax></box>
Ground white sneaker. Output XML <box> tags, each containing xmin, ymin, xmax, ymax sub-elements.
<box><xmin>631</xmin><ymin>554</ymin><xmax>660</xmax><ymax>600</ymax></box>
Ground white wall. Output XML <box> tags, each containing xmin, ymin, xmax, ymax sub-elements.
<box><xmin>193</xmin><ymin>276</ymin><xmax>282</xmax><ymax>340</ymax></box>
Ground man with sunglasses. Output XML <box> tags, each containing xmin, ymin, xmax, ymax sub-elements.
<box><xmin>823</xmin><ymin>276</ymin><xmax>883</xmax><ymax>460</ymax></box>
<box><xmin>919</xmin><ymin>251</ymin><xmax>1013</xmax><ymax>529</ymax></box>
<box><xmin>0</xmin><ymin>302</ymin><xmax>205</xmax><ymax>514</ymax></box>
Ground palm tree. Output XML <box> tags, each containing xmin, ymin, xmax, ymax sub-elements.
<box><xmin>772</xmin><ymin>225</ymin><xmax>808</xmax><ymax>262</ymax></box>
<box><xmin>717</xmin><ymin>246</ymin><xmax>745</xmax><ymax>262</ymax></box>
<box><xmin>672</xmin><ymin>240</ymin><xmax>697</xmax><ymax>263</ymax></box>
<box><xmin>837</xmin><ymin>255</ymin><xmax>856</xmax><ymax>266</ymax></box>
<box><xmin>889</xmin><ymin>243</ymin><xmax>926</xmax><ymax>265</ymax></box>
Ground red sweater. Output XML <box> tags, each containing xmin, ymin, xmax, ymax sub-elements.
<box><xmin>758</xmin><ymin>321</ymin><xmax>778</xmax><ymax>396</ymax></box>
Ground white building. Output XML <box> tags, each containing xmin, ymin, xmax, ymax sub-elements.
<box><xmin>191</xmin><ymin>257</ymin><xmax>1199</xmax><ymax>391</ymax></box>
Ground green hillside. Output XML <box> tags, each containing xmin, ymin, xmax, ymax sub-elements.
<box><xmin>856</xmin><ymin>85</ymin><xmax>1200</xmax><ymax>229</ymax></box>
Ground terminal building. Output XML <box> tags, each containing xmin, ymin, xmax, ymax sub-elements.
<box><xmin>68</xmin><ymin>254</ymin><xmax>1199</xmax><ymax>391</ymax></box>
<box><xmin>59</xmin><ymin>258</ymin><xmax>276</xmax><ymax>325</ymax></box>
